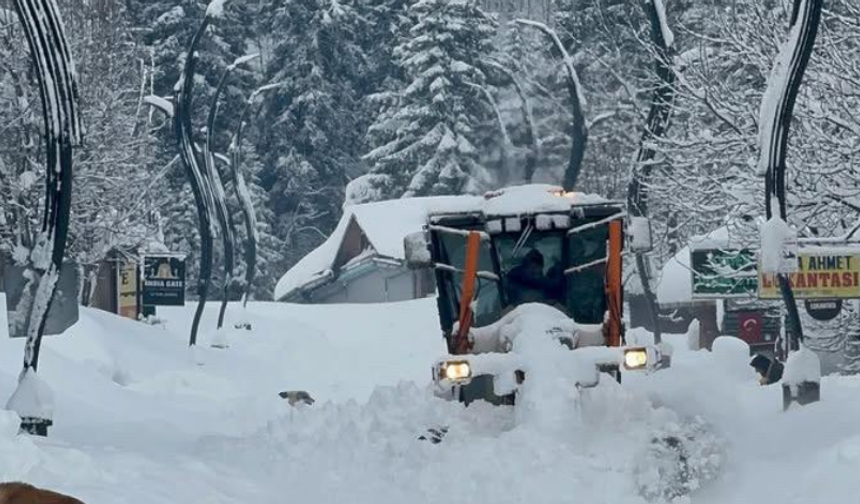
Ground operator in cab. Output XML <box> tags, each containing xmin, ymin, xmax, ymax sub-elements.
<box><xmin>506</xmin><ymin>249</ymin><xmax>563</xmax><ymax>306</ymax></box>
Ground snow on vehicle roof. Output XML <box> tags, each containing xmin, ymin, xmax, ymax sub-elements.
<box><xmin>428</xmin><ymin>184</ymin><xmax>613</xmax><ymax>220</ymax></box>
<box><xmin>274</xmin><ymin>185</ymin><xmax>613</xmax><ymax>301</ymax></box>
<box><xmin>480</xmin><ymin>184</ymin><xmax>611</xmax><ymax>217</ymax></box>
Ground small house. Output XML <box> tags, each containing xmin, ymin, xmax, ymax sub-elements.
<box><xmin>274</xmin><ymin>196</ymin><xmax>476</xmax><ymax>304</ymax></box>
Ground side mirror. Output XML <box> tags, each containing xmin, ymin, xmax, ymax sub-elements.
<box><xmin>404</xmin><ymin>231</ymin><xmax>432</xmax><ymax>269</ymax></box>
<box><xmin>628</xmin><ymin>216</ymin><xmax>653</xmax><ymax>253</ymax></box>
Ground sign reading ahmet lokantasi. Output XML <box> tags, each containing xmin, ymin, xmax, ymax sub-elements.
<box><xmin>759</xmin><ymin>251</ymin><xmax>860</xmax><ymax>299</ymax></box>
<box><xmin>142</xmin><ymin>254</ymin><xmax>186</xmax><ymax>306</ymax></box>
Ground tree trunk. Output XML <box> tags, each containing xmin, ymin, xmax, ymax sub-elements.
<box><xmin>627</xmin><ymin>0</ymin><xmax>677</xmax><ymax>345</ymax></box>
<box><xmin>514</xmin><ymin>20</ymin><xmax>587</xmax><ymax>191</ymax></box>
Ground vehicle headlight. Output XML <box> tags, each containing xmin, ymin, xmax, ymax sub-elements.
<box><xmin>442</xmin><ymin>360</ymin><xmax>472</xmax><ymax>381</ymax></box>
<box><xmin>623</xmin><ymin>348</ymin><xmax>649</xmax><ymax>370</ymax></box>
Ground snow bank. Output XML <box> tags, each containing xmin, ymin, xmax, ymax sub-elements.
<box><xmin>625</xmin><ymin>326</ymin><xmax>686</xmax><ymax>357</ymax></box>
<box><xmin>247</xmin><ymin>379</ymin><xmax>700</xmax><ymax>504</ymax></box>
<box><xmin>711</xmin><ymin>336</ymin><xmax>757</xmax><ymax>382</ymax></box>
<box><xmin>0</xmin><ymin>410</ymin><xmax>42</xmax><ymax>481</ymax></box>
<box><xmin>2</xmin><ymin>290</ymin><xmax>860</xmax><ymax>504</ymax></box>
<box><xmin>209</xmin><ymin>327</ymin><xmax>230</xmax><ymax>349</ymax></box>
<box><xmin>5</xmin><ymin>368</ymin><xmax>54</xmax><ymax>419</ymax></box>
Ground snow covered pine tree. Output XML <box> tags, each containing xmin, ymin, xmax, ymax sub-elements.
<box><xmin>361</xmin><ymin>0</ymin><xmax>498</xmax><ymax>200</ymax></box>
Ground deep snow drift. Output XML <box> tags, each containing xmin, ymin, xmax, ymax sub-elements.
<box><xmin>0</xmin><ymin>297</ymin><xmax>859</xmax><ymax>504</ymax></box>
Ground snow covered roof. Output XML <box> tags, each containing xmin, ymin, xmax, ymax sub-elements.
<box><xmin>274</xmin><ymin>195</ymin><xmax>478</xmax><ymax>301</ymax></box>
<box><xmin>656</xmin><ymin>245</ymin><xmax>694</xmax><ymax>305</ymax></box>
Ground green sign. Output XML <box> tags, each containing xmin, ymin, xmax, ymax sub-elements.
<box><xmin>690</xmin><ymin>248</ymin><xmax>758</xmax><ymax>298</ymax></box>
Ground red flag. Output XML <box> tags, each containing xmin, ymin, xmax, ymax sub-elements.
<box><xmin>739</xmin><ymin>312</ymin><xmax>763</xmax><ymax>344</ymax></box>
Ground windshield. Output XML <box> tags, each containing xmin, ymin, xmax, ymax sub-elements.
<box><xmin>435</xmin><ymin>231</ymin><xmax>502</xmax><ymax>327</ymax></box>
<box><xmin>494</xmin><ymin>229</ymin><xmax>565</xmax><ymax>311</ymax></box>
<box><xmin>566</xmin><ymin>220</ymin><xmax>609</xmax><ymax>324</ymax></box>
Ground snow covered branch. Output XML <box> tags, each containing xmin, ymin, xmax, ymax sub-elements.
<box><xmin>513</xmin><ymin>18</ymin><xmax>587</xmax><ymax>191</ymax></box>
<box><xmin>144</xmin><ymin>95</ymin><xmax>174</xmax><ymax>118</ymax></box>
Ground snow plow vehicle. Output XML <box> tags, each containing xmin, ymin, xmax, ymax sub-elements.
<box><xmin>403</xmin><ymin>185</ymin><xmax>719</xmax><ymax>501</ymax></box>
<box><xmin>404</xmin><ymin>184</ymin><xmax>666</xmax><ymax>409</ymax></box>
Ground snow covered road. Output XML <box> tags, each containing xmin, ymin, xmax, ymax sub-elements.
<box><xmin>1</xmin><ymin>298</ymin><xmax>859</xmax><ymax>504</ymax></box>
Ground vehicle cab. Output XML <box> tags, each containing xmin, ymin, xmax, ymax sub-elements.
<box><xmin>403</xmin><ymin>184</ymin><xmax>655</xmax><ymax>405</ymax></box>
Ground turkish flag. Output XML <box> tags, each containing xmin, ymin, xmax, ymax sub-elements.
<box><xmin>738</xmin><ymin>312</ymin><xmax>763</xmax><ymax>344</ymax></box>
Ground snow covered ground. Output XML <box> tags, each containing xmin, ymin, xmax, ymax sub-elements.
<box><xmin>0</xmin><ymin>297</ymin><xmax>859</xmax><ymax>504</ymax></box>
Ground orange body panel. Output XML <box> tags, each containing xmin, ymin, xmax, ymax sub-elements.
<box><xmin>606</xmin><ymin>220</ymin><xmax>624</xmax><ymax>347</ymax></box>
<box><xmin>453</xmin><ymin>231</ymin><xmax>482</xmax><ymax>354</ymax></box>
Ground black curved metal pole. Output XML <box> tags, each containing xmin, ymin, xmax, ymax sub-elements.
<box><xmin>627</xmin><ymin>0</ymin><xmax>677</xmax><ymax>345</ymax></box>
<box><xmin>760</xmin><ymin>0</ymin><xmax>823</xmax><ymax>354</ymax></box>
<box><xmin>205</xmin><ymin>68</ymin><xmax>236</xmax><ymax>330</ymax></box>
<box><xmin>177</xmin><ymin>15</ymin><xmax>219</xmax><ymax>347</ymax></box>
<box><xmin>231</xmin><ymin>98</ymin><xmax>261</xmax><ymax>308</ymax></box>
<box><xmin>9</xmin><ymin>0</ymin><xmax>83</xmax><ymax>436</ymax></box>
